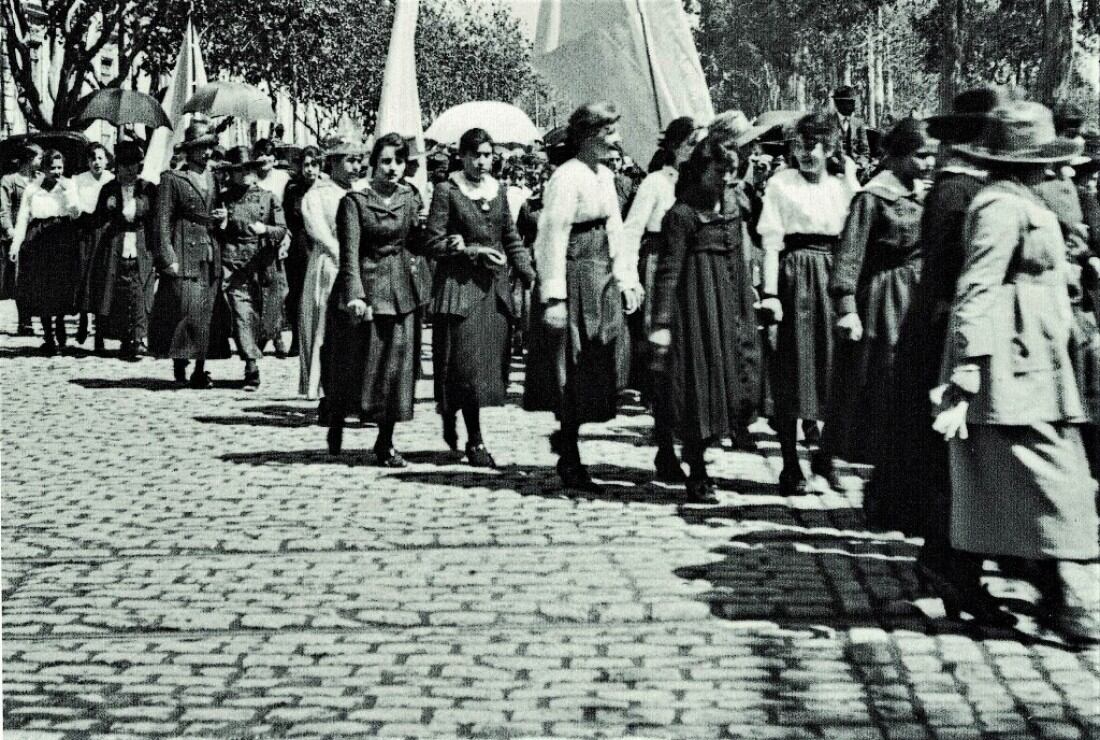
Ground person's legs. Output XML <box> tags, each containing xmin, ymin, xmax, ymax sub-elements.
<box><xmin>682</xmin><ymin>437</ymin><xmax>717</xmax><ymax>504</ymax></box>
<box><xmin>776</xmin><ymin>416</ymin><xmax>808</xmax><ymax>495</ymax></box>
<box><xmin>463</xmin><ymin>403</ymin><xmax>497</xmax><ymax>467</ymax></box>
<box><xmin>39</xmin><ymin>315</ymin><xmax>56</xmax><ymax>352</ymax></box>
<box><xmin>653</xmin><ymin>420</ymin><xmax>685</xmax><ymax>482</ymax></box>
<box><xmin>53</xmin><ymin>314</ymin><xmax>67</xmax><ymax>349</ymax></box>
<box><xmin>374</xmin><ymin>417</ymin><xmax>406</xmax><ymax>467</ymax></box>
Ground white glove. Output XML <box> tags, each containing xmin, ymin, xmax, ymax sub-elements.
<box><xmin>836</xmin><ymin>312</ymin><xmax>864</xmax><ymax>342</ymax></box>
<box><xmin>932</xmin><ymin>401</ymin><xmax>970</xmax><ymax>441</ymax></box>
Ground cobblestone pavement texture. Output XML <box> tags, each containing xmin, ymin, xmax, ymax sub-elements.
<box><xmin>2</xmin><ymin>303</ymin><xmax>1098</xmax><ymax>739</ymax></box>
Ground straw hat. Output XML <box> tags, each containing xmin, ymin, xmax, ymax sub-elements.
<box><xmin>956</xmin><ymin>101</ymin><xmax>1083</xmax><ymax>166</ymax></box>
<box><xmin>178</xmin><ymin>120</ymin><xmax>218</xmax><ymax>150</ymax></box>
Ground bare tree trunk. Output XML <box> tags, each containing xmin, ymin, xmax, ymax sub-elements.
<box><xmin>1037</xmin><ymin>0</ymin><xmax>1081</xmax><ymax>106</ymax></box>
<box><xmin>938</xmin><ymin>0</ymin><xmax>964</xmax><ymax>111</ymax></box>
<box><xmin>866</xmin><ymin>25</ymin><xmax>877</xmax><ymax>126</ymax></box>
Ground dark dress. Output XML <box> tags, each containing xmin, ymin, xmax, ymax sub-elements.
<box><xmin>0</xmin><ymin>172</ymin><xmax>30</xmax><ymax>301</ymax></box>
<box><xmin>283</xmin><ymin>177</ymin><xmax>313</xmax><ymax>336</ymax></box>
<box><xmin>823</xmin><ymin>174</ymin><xmax>923</xmax><ymax>465</ymax></box>
<box><xmin>424</xmin><ymin>178</ymin><xmax>535</xmax><ymax>413</ymax></box>
<box><xmin>149</xmin><ymin>168</ymin><xmax>225</xmax><ymax>360</ymax></box>
<box><xmin>87</xmin><ymin>180</ymin><xmax>158</xmax><ymax>343</ymax></box>
<box><xmin>14</xmin><ymin>182</ymin><xmax>82</xmax><ymax>316</ymax></box>
<box><xmin>865</xmin><ymin>168</ymin><xmax>984</xmax><ymax>536</ymax></box>
<box><xmin>650</xmin><ymin>197</ymin><xmax>762</xmax><ymax>442</ymax></box>
<box><xmin>326</xmin><ymin>184</ymin><xmax>428</xmax><ymax>422</ymax></box>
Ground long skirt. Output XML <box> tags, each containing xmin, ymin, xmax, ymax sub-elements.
<box><xmin>433</xmin><ymin>293</ymin><xmax>510</xmax><ymax>413</ymax></box>
<box><xmin>623</xmin><ymin>232</ymin><xmax>662</xmax><ymax>395</ymax></box>
<box><xmin>0</xmin><ymin>238</ymin><xmax>17</xmax><ymax>300</ymax></box>
<box><xmin>149</xmin><ymin>264</ymin><xmax>220</xmax><ymax>359</ymax></box>
<box><xmin>774</xmin><ymin>247</ymin><xmax>834</xmax><ymax>421</ymax></box>
<box><xmin>949</xmin><ymin>422</ymin><xmax>1099</xmax><ymax>559</ymax></box>
<box><xmin>16</xmin><ymin>218</ymin><xmax>81</xmax><ymax>316</ymax></box>
<box><xmin>655</xmin><ymin>249</ymin><xmax>761</xmax><ymax>443</ymax></box>
<box><xmin>100</xmin><ymin>258</ymin><xmax>154</xmax><ymax>345</ymax></box>
<box><xmin>76</xmin><ymin>216</ymin><xmax>105</xmax><ymax>313</ymax></box>
<box><xmin>824</xmin><ymin>260</ymin><xmax>920</xmax><ymax>464</ymax></box>
<box><xmin>326</xmin><ymin>306</ymin><xmax>419</xmax><ymax>423</ymax></box>
<box><xmin>298</xmin><ymin>250</ymin><xmax>337</xmax><ymax>399</ymax></box>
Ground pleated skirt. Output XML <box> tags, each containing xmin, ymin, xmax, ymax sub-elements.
<box><xmin>433</xmin><ymin>292</ymin><xmax>511</xmax><ymax>413</ymax></box>
<box><xmin>326</xmin><ymin>307</ymin><xmax>419</xmax><ymax>423</ymax></box>
<box><xmin>774</xmin><ymin>248</ymin><xmax>834</xmax><ymax>420</ymax></box>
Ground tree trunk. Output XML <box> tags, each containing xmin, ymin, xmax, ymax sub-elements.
<box><xmin>1037</xmin><ymin>0</ymin><xmax>1080</xmax><ymax>107</ymax></box>
<box><xmin>866</xmin><ymin>24</ymin><xmax>877</xmax><ymax>126</ymax></box>
<box><xmin>937</xmin><ymin>0</ymin><xmax>964</xmax><ymax>111</ymax></box>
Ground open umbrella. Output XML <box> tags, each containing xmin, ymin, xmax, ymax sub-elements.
<box><xmin>182</xmin><ymin>81</ymin><xmax>275</xmax><ymax>121</ymax></box>
<box><xmin>425</xmin><ymin>101</ymin><xmax>541</xmax><ymax>146</ymax></box>
<box><xmin>72</xmin><ymin>88</ymin><xmax>172</xmax><ymax>130</ymax></box>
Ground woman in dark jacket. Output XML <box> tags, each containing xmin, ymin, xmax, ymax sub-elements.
<box><xmin>425</xmin><ymin>128</ymin><xmax>535</xmax><ymax>466</ymax></box>
<box><xmin>88</xmin><ymin>142</ymin><xmax>158</xmax><ymax>360</ymax></box>
<box><xmin>649</xmin><ymin>135</ymin><xmax>761</xmax><ymax>503</ymax></box>
<box><xmin>325</xmin><ymin>133</ymin><xmax>429</xmax><ymax>466</ymax></box>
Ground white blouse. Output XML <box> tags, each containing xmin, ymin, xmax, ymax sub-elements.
<box><xmin>257</xmin><ymin>168</ymin><xmax>291</xmax><ymax>206</ymax></box>
<box><xmin>301</xmin><ymin>178</ymin><xmax>347</xmax><ymax>261</ymax></box>
<box><xmin>757</xmin><ymin>168</ymin><xmax>858</xmax><ymax>254</ymax></box>
<box><xmin>11</xmin><ymin>179</ymin><xmax>80</xmax><ymax>253</ymax></box>
<box><xmin>533</xmin><ymin>159</ymin><xmax>640</xmax><ymax>301</ymax></box>
<box><xmin>622</xmin><ymin>166</ymin><xmax>677</xmax><ymax>250</ymax></box>
<box><xmin>73</xmin><ymin>170</ymin><xmax>114</xmax><ymax>215</ymax></box>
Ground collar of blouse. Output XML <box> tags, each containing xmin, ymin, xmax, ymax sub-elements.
<box><xmin>450</xmin><ymin>171</ymin><xmax>499</xmax><ymax>205</ymax></box>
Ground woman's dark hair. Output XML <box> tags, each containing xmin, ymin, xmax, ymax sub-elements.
<box><xmin>40</xmin><ymin>149</ymin><xmax>65</xmax><ymax>172</ymax></box>
<box><xmin>300</xmin><ymin>145</ymin><xmax>323</xmax><ymax>163</ymax></box>
<box><xmin>251</xmin><ymin>138</ymin><xmax>276</xmax><ymax>157</ymax></box>
<box><xmin>114</xmin><ymin>141</ymin><xmax>145</xmax><ymax>168</ymax></box>
<box><xmin>882</xmin><ymin>118</ymin><xmax>928</xmax><ymax>158</ymax></box>
<box><xmin>675</xmin><ymin>135</ymin><xmax>734</xmax><ymax>201</ymax></box>
<box><xmin>648</xmin><ymin>116</ymin><xmax>696</xmax><ymax>172</ymax></box>
<box><xmin>790</xmin><ymin>112</ymin><xmax>845</xmax><ymax>176</ymax></box>
<box><xmin>15</xmin><ymin>144</ymin><xmax>41</xmax><ymax>167</ymax></box>
<box><xmin>566</xmin><ymin>102</ymin><xmax>619</xmax><ymax>151</ymax></box>
<box><xmin>458</xmin><ymin>128</ymin><xmax>493</xmax><ymax>156</ymax></box>
<box><xmin>369</xmin><ymin>132</ymin><xmax>409</xmax><ymax>168</ymax></box>
<box><xmin>84</xmin><ymin>142</ymin><xmax>108</xmax><ymax>162</ymax></box>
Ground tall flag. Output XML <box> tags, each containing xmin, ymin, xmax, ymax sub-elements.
<box><xmin>534</xmin><ymin>0</ymin><xmax>714</xmax><ymax>164</ymax></box>
<box><xmin>142</xmin><ymin>17</ymin><xmax>208</xmax><ymax>183</ymax></box>
<box><xmin>374</xmin><ymin>0</ymin><xmax>427</xmax><ymax>202</ymax></box>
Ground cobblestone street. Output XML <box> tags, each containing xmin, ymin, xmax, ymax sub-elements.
<box><xmin>3</xmin><ymin>303</ymin><xmax>1098</xmax><ymax>740</ymax></box>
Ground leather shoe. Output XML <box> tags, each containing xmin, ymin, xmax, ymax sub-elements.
<box><xmin>778</xmin><ymin>467</ymin><xmax>811</xmax><ymax>496</ymax></box>
<box><xmin>556</xmin><ymin>459</ymin><xmax>603</xmax><ymax>493</ymax></box>
<box><xmin>327</xmin><ymin>425</ymin><xmax>343</xmax><ymax>455</ymax></box>
<box><xmin>189</xmin><ymin>371</ymin><xmax>213</xmax><ymax>390</ymax></box>
<box><xmin>375</xmin><ymin>447</ymin><xmax>408</xmax><ymax>468</ymax></box>
<box><xmin>654</xmin><ymin>448</ymin><xmax>687</xmax><ymax>483</ymax></box>
<box><xmin>685</xmin><ymin>477</ymin><xmax>718</xmax><ymax>504</ymax></box>
<box><xmin>466</xmin><ymin>442</ymin><xmax>497</xmax><ymax>468</ymax></box>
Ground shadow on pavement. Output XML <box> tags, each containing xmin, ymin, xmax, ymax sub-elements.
<box><xmin>196</xmin><ymin>404</ymin><xmax>321</xmax><ymax>428</ymax></box>
<box><xmin>71</xmin><ymin>377</ymin><xmax>185</xmax><ymax>391</ymax></box>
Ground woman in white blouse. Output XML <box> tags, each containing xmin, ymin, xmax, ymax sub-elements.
<box><xmin>523</xmin><ymin>102</ymin><xmax>644</xmax><ymax>493</ymax></box>
<box><xmin>756</xmin><ymin>113</ymin><xmax>859</xmax><ymax>496</ymax></box>
<box><xmin>10</xmin><ymin>149</ymin><xmax>82</xmax><ymax>354</ymax></box>
<box><xmin>73</xmin><ymin>142</ymin><xmax>114</xmax><ymax>350</ymax></box>
<box><xmin>298</xmin><ymin>139</ymin><xmax>363</xmax><ymax>410</ymax></box>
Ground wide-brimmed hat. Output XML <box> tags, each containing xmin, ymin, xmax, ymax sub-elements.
<box><xmin>178</xmin><ymin>120</ymin><xmax>218</xmax><ymax>150</ymax></box>
<box><xmin>222</xmin><ymin>146</ymin><xmax>266</xmax><ymax>171</ymax></box>
<box><xmin>1071</xmin><ymin>128</ymin><xmax>1100</xmax><ymax>173</ymax></box>
<box><xmin>925</xmin><ymin>87</ymin><xmax>1003</xmax><ymax>144</ymax></box>
<box><xmin>321</xmin><ymin>135</ymin><xmax>366</xmax><ymax>158</ymax></box>
<box><xmin>956</xmin><ymin>101</ymin><xmax>1083</xmax><ymax>166</ymax></box>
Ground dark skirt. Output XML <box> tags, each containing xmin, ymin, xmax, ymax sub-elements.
<box><xmin>16</xmin><ymin>217</ymin><xmax>81</xmax><ymax>316</ymax></box>
<box><xmin>433</xmin><ymin>292</ymin><xmax>510</xmax><ymax>413</ymax></box>
<box><xmin>100</xmin><ymin>258</ymin><xmax>153</xmax><ymax>344</ymax></box>
<box><xmin>76</xmin><ymin>215</ymin><xmax>104</xmax><ymax>312</ymax></box>
<box><xmin>326</xmin><ymin>306</ymin><xmax>419</xmax><ymax>423</ymax></box>
<box><xmin>523</xmin><ymin>226</ymin><xmax>626</xmax><ymax>425</ymax></box>
<box><xmin>774</xmin><ymin>244</ymin><xmax>835</xmax><ymax>420</ymax></box>
<box><xmin>655</xmin><ymin>249</ymin><xmax>761</xmax><ymax>442</ymax></box>
<box><xmin>148</xmin><ymin>264</ymin><xmax>221</xmax><ymax>359</ymax></box>
<box><xmin>0</xmin><ymin>239</ymin><xmax>17</xmax><ymax>300</ymax></box>
<box><xmin>824</xmin><ymin>259</ymin><xmax>921</xmax><ymax>464</ymax></box>
<box><xmin>624</xmin><ymin>232</ymin><xmax>662</xmax><ymax>395</ymax></box>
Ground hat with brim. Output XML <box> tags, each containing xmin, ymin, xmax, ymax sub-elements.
<box><xmin>955</xmin><ymin>101</ymin><xmax>1083</xmax><ymax>167</ymax></box>
<box><xmin>1070</xmin><ymin>129</ymin><xmax>1100</xmax><ymax>172</ymax></box>
<box><xmin>223</xmin><ymin>146</ymin><xmax>266</xmax><ymax>172</ymax></box>
<box><xmin>322</xmin><ymin>135</ymin><xmax>366</xmax><ymax>158</ymax></box>
<box><xmin>178</xmin><ymin>120</ymin><xmax>218</xmax><ymax>150</ymax></box>
<box><xmin>925</xmin><ymin>87</ymin><xmax>1003</xmax><ymax>144</ymax></box>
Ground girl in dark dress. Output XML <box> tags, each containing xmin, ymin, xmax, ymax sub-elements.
<box><xmin>326</xmin><ymin>133</ymin><xmax>430</xmax><ymax>466</ymax></box>
<box><xmin>9</xmin><ymin>149</ymin><xmax>82</xmax><ymax>355</ymax></box>
<box><xmin>649</xmin><ymin>136</ymin><xmax>762</xmax><ymax>503</ymax></box>
<box><xmin>425</xmin><ymin>128</ymin><xmax>535</xmax><ymax>467</ymax></box>
<box><xmin>88</xmin><ymin>142</ymin><xmax>158</xmax><ymax>360</ymax></box>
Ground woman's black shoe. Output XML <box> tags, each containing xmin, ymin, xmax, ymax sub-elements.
<box><xmin>243</xmin><ymin>370</ymin><xmax>261</xmax><ymax>391</ymax></box>
<box><xmin>549</xmin><ymin>430</ymin><xmax>564</xmax><ymax>455</ymax></box>
<box><xmin>685</xmin><ymin>477</ymin><xmax>718</xmax><ymax>504</ymax></box>
<box><xmin>189</xmin><ymin>371</ymin><xmax>213</xmax><ymax>390</ymax></box>
<box><xmin>442</xmin><ymin>415</ymin><xmax>459</xmax><ymax>451</ymax></box>
<box><xmin>173</xmin><ymin>363</ymin><xmax>188</xmax><ymax>385</ymax></box>
<box><xmin>466</xmin><ymin>442</ymin><xmax>497</xmax><ymax>468</ymax></box>
<box><xmin>317</xmin><ymin>398</ymin><xmax>330</xmax><ymax>426</ymax></box>
<box><xmin>375</xmin><ymin>447</ymin><xmax>408</xmax><ymax>468</ymax></box>
<box><xmin>327</xmin><ymin>425</ymin><xmax>343</xmax><ymax>455</ymax></box>
<box><xmin>40</xmin><ymin>342</ymin><xmax>58</xmax><ymax>356</ymax></box>
<box><xmin>921</xmin><ymin>565</ymin><xmax>1017</xmax><ymax>628</ymax></box>
<box><xmin>654</xmin><ymin>448</ymin><xmax>687</xmax><ymax>483</ymax></box>
<box><xmin>811</xmin><ymin>452</ymin><xmax>844</xmax><ymax>491</ymax></box>
<box><xmin>802</xmin><ymin>420</ymin><xmax>822</xmax><ymax>445</ymax></box>
<box><xmin>556</xmin><ymin>459</ymin><xmax>603</xmax><ymax>493</ymax></box>
<box><xmin>778</xmin><ymin>467</ymin><xmax>811</xmax><ymax>496</ymax></box>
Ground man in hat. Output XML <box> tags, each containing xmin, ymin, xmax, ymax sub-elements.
<box><xmin>150</xmin><ymin>120</ymin><xmax>227</xmax><ymax>388</ymax></box>
<box><xmin>216</xmin><ymin>146</ymin><xmax>288</xmax><ymax>390</ymax></box>
<box><xmin>832</xmin><ymin>86</ymin><xmax>870</xmax><ymax>161</ymax></box>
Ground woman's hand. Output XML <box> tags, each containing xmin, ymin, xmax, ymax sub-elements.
<box><xmin>622</xmin><ymin>286</ymin><xmax>644</xmax><ymax>315</ymax></box>
<box><xmin>836</xmin><ymin>312</ymin><xmax>863</xmax><ymax>341</ymax></box>
<box><xmin>648</xmin><ymin>328</ymin><xmax>671</xmax><ymax>353</ymax></box>
<box><xmin>447</xmin><ymin>234</ymin><xmax>466</xmax><ymax>253</ymax></box>
<box><xmin>8</xmin><ymin>246</ymin><xmax>18</xmax><ymax>263</ymax></box>
<box><xmin>543</xmin><ymin>299</ymin><xmax>568</xmax><ymax>330</ymax></box>
<box><xmin>932</xmin><ymin>401</ymin><xmax>970</xmax><ymax>441</ymax></box>
<box><xmin>248</xmin><ymin>222</ymin><xmax>268</xmax><ymax>236</ymax></box>
<box><xmin>346</xmin><ymin>299</ymin><xmax>371</xmax><ymax>321</ymax></box>
<box><xmin>162</xmin><ymin>262</ymin><xmax>180</xmax><ymax>277</ymax></box>
<box><xmin>755</xmin><ymin>296</ymin><xmax>783</xmax><ymax>324</ymax></box>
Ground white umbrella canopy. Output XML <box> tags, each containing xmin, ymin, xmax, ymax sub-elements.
<box><xmin>182</xmin><ymin>81</ymin><xmax>276</xmax><ymax>121</ymax></box>
<box><xmin>425</xmin><ymin>101</ymin><xmax>541</xmax><ymax>146</ymax></box>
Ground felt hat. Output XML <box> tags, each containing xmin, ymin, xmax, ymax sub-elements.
<box><xmin>955</xmin><ymin>101</ymin><xmax>1083</xmax><ymax>166</ymax></box>
<box><xmin>925</xmin><ymin>87</ymin><xmax>1003</xmax><ymax>144</ymax></box>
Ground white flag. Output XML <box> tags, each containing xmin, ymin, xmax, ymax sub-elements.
<box><xmin>142</xmin><ymin>18</ymin><xmax>208</xmax><ymax>184</ymax></box>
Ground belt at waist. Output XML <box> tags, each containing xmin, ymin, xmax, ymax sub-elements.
<box><xmin>1010</xmin><ymin>271</ymin><xmax>1062</xmax><ymax>287</ymax></box>
<box><xmin>570</xmin><ymin>218</ymin><xmax>607</xmax><ymax>236</ymax></box>
<box><xmin>784</xmin><ymin>233</ymin><xmax>838</xmax><ymax>253</ymax></box>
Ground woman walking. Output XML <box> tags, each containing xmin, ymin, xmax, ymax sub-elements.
<box><xmin>283</xmin><ymin>146</ymin><xmax>323</xmax><ymax>358</ymax></box>
<box><xmin>9</xmin><ymin>149</ymin><xmax>82</xmax><ymax>355</ymax></box>
<box><xmin>816</xmin><ymin>119</ymin><xmax>935</xmax><ymax>476</ymax></box>
<box><xmin>298</xmin><ymin>138</ymin><xmax>362</xmax><ymax>409</ymax></box>
<box><xmin>425</xmin><ymin>128</ymin><xmax>535</xmax><ymax>467</ymax></box>
<box><xmin>523</xmin><ymin>102</ymin><xmax>644</xmax><ymax>492</ymax></box>
<box><xmin>648</xmin><ymin>135</ymin><xmax>761</xmax><ymax>503</ymax></box>
<box><xmin>1</xmin><ymin>143</ymin><xmax>42</xmax><ymax>336</ymax></box>
<box><xmin>756</xmin><ymin>113</ymin><xmax>858</xmax><ymax>495</ymax></box>
<box><xmin>87</xmin><ymin>142</ymin><xmax>157</xmax><ymax>360</ymax></box>
<box><xmin>934</xmin><ymin>101</ymin><xmax>1098</xmax><ymax>642</ymax></box>
<box><xmin>73</xmin><ymin>142</ymin><xmax>114</xmax><ymax>351</ymax></box>
<box><xmin>326</xmin><ymin>133</ymin><xmax>430</xmax><ymax>466</ymax></box>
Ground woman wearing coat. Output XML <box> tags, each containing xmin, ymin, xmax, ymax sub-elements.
<box><xmin>9</xmin><ymin>149</ymin><xmax>82</xmax><ymax>355</ymax></box>
<box><xmin>648</xmin><ymin>135</ymin><xmax>761</xmax><ymax>503</ymax></box>
<box><xmin>88</xmin><ymin>142</ymin><xmax>157</xmax><ymax>360</ymax></box>
<box><xmin>425</xmin><ymin>128</ymin><xmax>535</xmax><ymax>467</ymax></box>
<box><xmin>326</xmin><ymin>133</ymin><xmax>429</xmax><ymax>466</ymax></box>
<box><xmin>298</xmin><ymin>138</ymin><xmax>362</xmax><ymax>408</ymax></box>
<box><xmin>934</xmin><ymin>102</ymin><xmax>1099</xmax><ymax>643</ymax></box>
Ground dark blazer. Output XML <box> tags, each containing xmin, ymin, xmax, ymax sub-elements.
<box><xmin>838</xmin><ymin>114</ymin><xmax>870</xmax><ymax>160</ymax></box>
<box><xmin>424</xmin><ymin>179</ymin><xmax>535</xmax><ymax>318</ymax></box>
<box><xmin>155</xmin><ymin>168</ymin><xmax>220</xmax><ymax>278</ymax></box>
<box><xmin>336</xmin><ymin>184</ymin><xmax>428</xmax><ymax>315</ymax></box>
<box><xmin>217</xmin><ymin>183</ymin><xmax>287</xmax><ymax>268</ymax></box>
<box><xmin>90</xmin><ymin>179</ymin><xmax>157</xmax><ymax>315</ymax></box>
